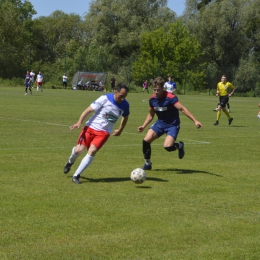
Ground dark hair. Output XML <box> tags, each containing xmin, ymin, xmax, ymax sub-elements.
<box><xmin>114</xmin><ymin>83</ymin><xmax>129</xmax><ymax>93</ymax></box>
<box><xmin>152</xmin><ymin>77</ymin><xmax>164</xmax><ymax>88</ymax></box>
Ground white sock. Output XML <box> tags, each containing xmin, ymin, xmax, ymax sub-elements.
<box><xmin>73</xmin><ymin>154</ymin><xmax>94</xmax><ymax>177</ymax></box>
<box><xmin>37</xmin><ymin>86</ymin><xmax>39</xmax><ymax>91</ymax></box>
<box><xmin>68</xmin><ymin>147</ymin><xmax>79</xmax><ymax>164</ymax></box>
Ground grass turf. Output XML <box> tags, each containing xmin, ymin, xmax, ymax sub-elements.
<box><xmin>0</xmin><ymin>87</ymin><xmax>260</xmax><ymax>259</ymax></box>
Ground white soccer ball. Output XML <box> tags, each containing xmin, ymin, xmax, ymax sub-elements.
<box><xmin>131</xmin><ymin>168</ymin><xmax>146</xmax><ymax>184</ymax></box>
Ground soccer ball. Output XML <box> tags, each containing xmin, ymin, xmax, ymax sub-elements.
<box><xmin>131</xmin><ymin>168</ymin><xmax>146</xmax><ymax>184</ymax></box>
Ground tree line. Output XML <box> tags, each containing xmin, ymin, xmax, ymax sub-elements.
<box><xmin>0</xmin><ymin>0</ymin><xmax>259</xmax><ymax>95</ymax></box>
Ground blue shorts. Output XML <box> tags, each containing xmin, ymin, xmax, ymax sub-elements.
<box><xmin>150</xmin><ymin>121</ymin><xmax>180</xmax><ymax>140</ymax></box>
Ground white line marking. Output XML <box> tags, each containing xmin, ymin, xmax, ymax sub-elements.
<box><xmin>0</xmin><ymin>117</ymin><xmax>210</xmax><ymax>145</ymax></box>
<box><xmin>0</xmin><ymin>117</ymin><xmax>69</xmax><ymax>127</ymax></box>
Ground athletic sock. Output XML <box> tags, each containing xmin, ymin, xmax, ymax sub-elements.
<box><xmin>224</xmin><ymin>110</ymin><xmax>230</xmax><ymax>119</ymax></box>
<box><xmin>217</xmin><ymin>110</ymin><xmax>221</xmax><ymax>121</ymax></box>
<box><xmin>73</xmin><ymin>154</ymin><xmax>94</xmax><ymax>177</ymax></box>
<box><xmin>68</xmin><ymin>147</ymin><xmax>80</xmax><ymax>164</ymax></box>
<box><xmin>143</xmin><ymin>140</ymin><xmax>151</xmax><ymax>160</ymax></box>
<box><xmin>145</xmin><ymin>159</ymin><xmax>151</xmax><ymax>165</ymax></box>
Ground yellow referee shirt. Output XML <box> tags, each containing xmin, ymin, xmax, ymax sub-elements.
<box><xmin>217</xmin><ymin>82</ymin><xmax>234</xmax><ymax>96</ymax></box>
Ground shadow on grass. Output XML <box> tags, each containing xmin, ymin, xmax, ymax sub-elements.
<box><xmin>154</xmin><ymin>168</ymin><xmax>222</xmax><ymax>177</ymax></box>
<box><xmin>78</xmin><ymin>176</ymin><xmax>168</xmax><ymax>183</ymax></box>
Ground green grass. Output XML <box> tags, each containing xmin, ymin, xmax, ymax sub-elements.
<box><xmin>0</xmin><ymin>87</ymin><xmax>260</xmax><ymax>260</ymax></box>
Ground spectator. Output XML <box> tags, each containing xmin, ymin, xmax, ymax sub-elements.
<box><xmin>62</xmin><ymin>74</ymin><xmax>68</xmax><ymax>89</ymax></box>
<box><xmin>110</xmin><ymin>76</ymin><xmax>116</xmax><ymax>92</ymax></box>
<box><xmin>77</xmin><ymin>79</ymin><xmax>84</xmax><ymax>90</ymax></box>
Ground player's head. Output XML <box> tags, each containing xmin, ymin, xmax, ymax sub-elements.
<box><xmin>221</xmin><ymin>75</ymin><xmax>227</xmax><ymax>83</ymax></box>
<box><xmin>168</xmin><ymin>76</ymin><xmax>172</xmax><ymax>81</ymax></box>
<box><xmin>114</xmin><ymin>83</ymin><xmax>129</xmax><ymax>104</ymax></box>
<box><xmin>152</xmin><ymin>77</ymin><xmax>165</xmax><ymax>98</ymax></box>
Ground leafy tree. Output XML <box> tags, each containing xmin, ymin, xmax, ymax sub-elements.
<box><xmin>84</xmin><ymin>0</ymin><xmax>176</xmax><ymax>72</ymax></box>
<box><xmin>0</xmin><ymin>0</ymin><xmax>36</xmax><ymax>78</ymax></box>
<box><xmin>132</xmin><ymin>22</ymin><xmax>204</xmax><ymax>90</ymax></box>
<box><xmin>234</xmin><ymin>57</ymin><xmax>260</xmax><ymax>94</ymax></box>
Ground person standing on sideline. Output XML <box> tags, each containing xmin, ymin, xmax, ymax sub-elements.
<box><xmin>137</xmin><ymin>77</ymin><xmax>202</xmax><ymax>170</ymax></box>
<box><xmin>110</xmin><ymin>76</ymin><xmax>116</xmax><ymax>92</ymax></box>
<box><xmin>257</xmin><ymin>103</ymin><xmax>260</xmax><ymax>119</ymax></box>
<box><xmin>63</xmin><ymin>83</ymin><xmax>130</xmax><ymax>184</ymax></box>
<box><xmin>164</xmin><ymin>76</ymin><xmax>177</xmax><ymax>93</ymax></box>
<box><xmin>24</xmin><ymin>71</ymin><xmax>32</xmax><ymax>95</ymax></box>
<box><xmin>62</xmin><ymin>73</ymin><xmax>68</xmax><ymax>89</ymax></box>
<box><xmin>214</xmin><ymin>75</ymin><xmax>235</xmax><ymax>125</ymax></box>
<box><xmin>36</xmin><ymin>71</ymin><xmax>44</xmax><ymax>92</ymax></box>
<box><xmin>30</xmin><ymin>70</ymin><xmax>35</xmax><ymax>88</ymax></box>
<box><xmin>142</xmin><ymin>80</ymin><xmax>149</xmax><ymax>93</ymax></box>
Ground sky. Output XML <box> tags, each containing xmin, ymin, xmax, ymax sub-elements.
<box><xmin>31</xmin><ymin>0</ymin><xmax>186</xmax><ymax>18</ymax></box>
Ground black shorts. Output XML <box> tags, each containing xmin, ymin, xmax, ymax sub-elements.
<box><xmin>219</xmin><ymin>95</ymin><xmax>229</xmax><ymax>107</ymax></box>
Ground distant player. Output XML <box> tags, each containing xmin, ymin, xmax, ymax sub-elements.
<box><xmin>142</xmin><ymin>80</ymin><xmax>149</xmax><ymax>93</ymax></box>
<box><xmin>164</xmin><ymin>76</ymin><xmax>177</xmax><ymax>93</ymax></box>
<box><xmin>36</xmin><ymin>71</ymin><xmax>44</xmax><ymax>92</ymax></box>
<box><xmin>30</xmin><ymin>70</ymin><xmax>35</xmax><ymax>88</ymax></box>
<box><xmin>24</xmin><ymin>71</ymin><xmax>32</xmax><ymax>95</ymax></box>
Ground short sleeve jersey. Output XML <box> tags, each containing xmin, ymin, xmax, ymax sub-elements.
<box><xmin>37</xmin><ymin>74</ymin><xmax>43</xmax><ymax>83</ymax></box>
<box><xmin>63</xmin><ymin>75</ymin><xmax>68</xmax><ymax>82</ymax></box>
<box><xmin>25</xmin><ymin>74</ymin><xmax>31</xmax><ymax>84</ymax></box>
<box><xmin>217</xmin><ymin>82</ymin><xmax>234</xmax><ymax>96</ymax></box>
<box><xmin>164</xmin><ymin>81</ymin><xmax>176</xmax><ymax>93</ymax></box>
<box><xmin>86</xmin><ymin>94</ymin><xmax>130</xmax><ymax>134</ymax></box>
<box><xmin>149</xmin><ymin>91</ymin><xmax>180</xmax><ymax>125</ymax></box>
<box><xmin>30</xmin><ymin>72</ymin><xmax>35</xmax><ymax>81</ymax></box>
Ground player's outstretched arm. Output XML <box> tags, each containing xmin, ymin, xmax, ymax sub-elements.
<box><xmin>113</xmin><ymin>116</ymin><xmax>128</xmax><ymax>136</ymax></box>
<box><xmin>137</xmin><ymin>109</ymin><xmax>155</xmax><ymax>132</ymax></box>
<box><xmin>70</xmin><ymin>106</ymin><xmax>94</xmax><ymax>130</ymax></box>
<box><xmin>175</xmin><ymin>102</ymin><xmax>203</xmax><ymax>128</ymax></box>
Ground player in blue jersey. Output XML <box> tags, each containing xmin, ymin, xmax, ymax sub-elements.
<box><xmin>138</xmin><ymin>77</ymin><xmax>202</xmax><ymax>170</ymax></box>
<box><xmin>63</xmin><ymin>83</ymin><xmax>130</xmax><ymax>184</ymax></box>
<box><xmin>24</xmin><ymin>71</ymin><xmax>32</xmax><ymax>95</ymax></box>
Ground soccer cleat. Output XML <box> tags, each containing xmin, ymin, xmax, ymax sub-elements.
<box><xmin>178</xmin><ymin>141</ymin><xmax>185</xmax><ymax>159</ymax></box>
<box><xmin>214</xmin><ymin>121</ymin><xmax>219</xmax><ymax>125</ymax></box>
<box><xmin>228</xmin><ymin>118</ymin><xmax>233</xmax><ymax>125</ymax></box>
<box><xmin>142</xmin><ymin>163</ymin><xmax>152</xmax><ymax>170</ymax></box>
<box><xmin>64</xmin><ymin>162</ymin><xmax>73</xmax><ymax>174</ymax></box>
<box><xmin>72</xmin><ymin>175</ymin><xmax>81</xmax><ymax>184</ymax></box>
<box><xmin>24</xmin><ymin>93</ymin><xmax>27</xmax><ymax>95</ymax></box>
<box><xmin>213</xmin><ymin>108</ymin><xmax>218</xmax><ymax>112</ymax></box>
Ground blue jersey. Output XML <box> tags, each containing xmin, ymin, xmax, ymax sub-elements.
<box><xmin>25</xmin><ymin>74</ymin><xmax>31</xmax><ymax>84</ymax></box>
<box><xmin>149</xmin><ymin>91</ymin><xmax>180</xmax><ymax>126</ymax></box>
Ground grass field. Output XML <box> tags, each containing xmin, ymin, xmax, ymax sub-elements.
<box><xmin>0</xmin><ymin>87</ymin><xmax>260</xmax><ymax>260</ymax></box>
